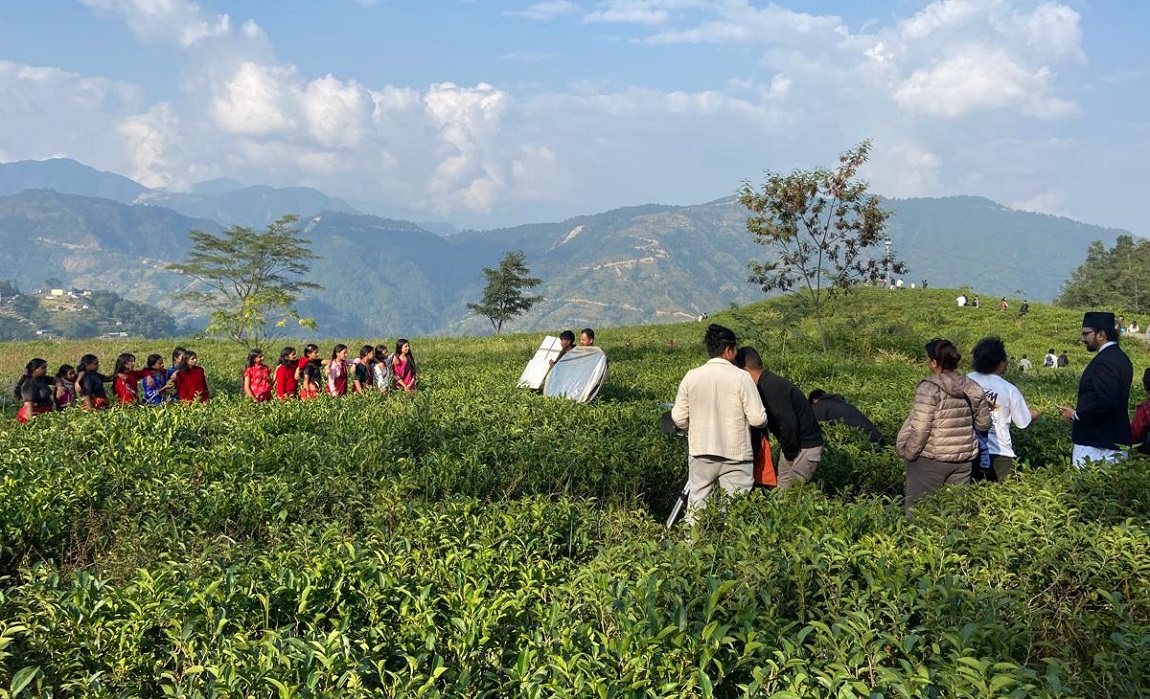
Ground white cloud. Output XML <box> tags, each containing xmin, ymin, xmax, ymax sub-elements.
<box><xmin>298</xmin><ymin>75</ymin><xmax>369</xmax><ymax>149</ymax></box>
<box><xmin>1011</xmin><ymin>189</ymin><xmax>1071</xmax><ymax>217</ymax></box>
<box><xmin>583</xmin><ymin>0</ymin><xmax>705</xmax><ymax>25</ymax></box>
<box><xmin>645</xmin><ymin>1</ymin><xmax>845</xmax><ymax>44</ymax></box>
<box><xmin>79</xmin><ymin>0</ymin><xmax>234</xmax><ymax>47</ymax></box>
<box><xmin>509</xmin><ymin>1</ymin><xmax>578</xmax><ymax>21</ymax></box>
<box><xmin>893</xmin><ymin>46</ymin><xmax>1075</xmax><ymax>119</ymax></box>
<box><xmin>868</xmin><ymin>144</ymin><xmax>942</xmax><ymax>198</ymax></box>
<box><xmin>116</xmin><ymin>102</ymin><xmax>183</xmax><ymax>189</ymax></box>
<box><xmin>210</xmin><ymin>61</ymin><xmax>296</xmax><ymax>136</ymax></box>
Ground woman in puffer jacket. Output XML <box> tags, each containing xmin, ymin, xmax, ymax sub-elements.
<box><xmin>897</xmin><ymin>338</ymin><xmax>992</xmax><ymax>512</ymax></box>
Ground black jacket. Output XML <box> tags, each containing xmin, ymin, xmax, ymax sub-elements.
<box><xmin>755</xmin><ymin>371</ymin><xmax>823</xmax><ymax>460</ymax></box>
<box><xmin>811</xmin><ymin>394</ymin><xmax>883</xmax><ymax>444</ymax></box>
<box><xmin>1072</xmin><ymin>343</ymin><xmax>1133</xmax><ymax>450</ymax></box>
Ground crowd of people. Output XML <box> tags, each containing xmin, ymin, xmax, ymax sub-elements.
<box><xmin>13</xmin><ymin>340</ymin><xmax>418</xmax><ymax>423</ymax></box>
<box><xmin>670</xmin><ymin>309</ymin><xmax>1146</xmax><ymax>523</ymax></box>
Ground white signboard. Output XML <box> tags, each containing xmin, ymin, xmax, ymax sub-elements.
<box><xmin>516</xmin><ymin>335</ymin><xmax>563</xmax><ymax>390</ymax></box>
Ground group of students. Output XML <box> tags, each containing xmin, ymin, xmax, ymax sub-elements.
<box><xmin>12</xmin><ymin>339</ymin><xmax>417</xmax><ymax>423</ymax></box>
<box><xmin>249</xmin><ymin>340</ymin><xmax>417</xmax><ymax>402</ymax></box>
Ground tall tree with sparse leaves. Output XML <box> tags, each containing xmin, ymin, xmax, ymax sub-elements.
<box><xmin>168</xmin><ymin>215</ymin><xmax>321</xmax><ymax>347</ymax></box>
<box><xmin>468</xmin><ymin>251</ymin><xmax>543</xmax><ymax>335</ymax></box>
<box><xmin>738</xmin><ymin>140</ymin><xmax>905</xmax><ymax>350</ymax></box>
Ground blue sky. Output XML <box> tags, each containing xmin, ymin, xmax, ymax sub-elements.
<box><xmin>1</xmin><ymin>0</ymin><xmax>1147</xmax><ymax>233</ymax></box>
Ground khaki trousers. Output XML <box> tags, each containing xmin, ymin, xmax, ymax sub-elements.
<box><xmin>777</xmin><ymin>445</ymin><xmax>823</xmax><ymax>490</ymax></box>
<box><xmin>684</xmin><ymin>454</ymin><xmax>753</xmax><ymax>525</ymax></box>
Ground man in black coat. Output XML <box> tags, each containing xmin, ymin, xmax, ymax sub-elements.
<box><xmin>1059</xmin><ymin>311</ymin><xmax>1133</xmax><ymax>467</ymax></box>
<box><xmin>808</xmin><ymin>389</ymin><xmax>883</xmax><ymax>444</ymax></box>
<box><xmin>734</xmin><ymin>347</ymin><xmax>824</xmax><ymax>489</ymax></box>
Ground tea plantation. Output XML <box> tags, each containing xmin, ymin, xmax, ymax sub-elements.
<box><xmin>2</xmin><ymin>289</ymin><xmax>1150</xmax><ymax>697</ymax></box>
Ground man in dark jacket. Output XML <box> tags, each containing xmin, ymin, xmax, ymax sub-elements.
<box><xmin>808</xmin><ymin>389</ymin><xmax>883</xmax><ymax>444</ymax></box>
<box><xmin>1059</xmin><ymin>311</ymin><xmax>1133</xmax><ymax>467</ymax></box>
<box><xmin>735</xmin><ymin>347</ymin><xmax>824</xmax><ymax>489</ymax></box>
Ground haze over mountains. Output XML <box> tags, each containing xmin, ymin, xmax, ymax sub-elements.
<box><xmin>0</xmin><ymin>158</ymin><xmax>1132</xmax><ymax>338</ymax></box>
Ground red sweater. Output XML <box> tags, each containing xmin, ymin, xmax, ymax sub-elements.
<box><xmin>275</xmin><ymin>363</ymin><xmax>298</xmax><ymax>399</ymax></box>
<box><xmin>174</xmin><ymin>366</ymin><xmax>210</xmax><ymax>402</ymax></box>
<box><xmin>114</xmin><ymin>369</ymin><xmax>151</xmax><ymax>405</ymax></box>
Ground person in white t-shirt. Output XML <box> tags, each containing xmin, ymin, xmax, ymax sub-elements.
<box><xmin>967</xmin><ymin>337</ymin><xmax>1040</xmax><ymax>482</ymax></box>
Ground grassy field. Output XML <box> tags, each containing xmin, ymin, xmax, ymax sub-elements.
<box><xmin>2</xmin><ymin>288</ymin><xmax>1149</xmax><ymax>697</ymax></box>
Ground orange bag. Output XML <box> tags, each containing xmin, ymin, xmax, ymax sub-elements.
<box><xmin>753</xmin><ymin>432</ymin><xmax>776</xmax><ymax>487</ymax></box>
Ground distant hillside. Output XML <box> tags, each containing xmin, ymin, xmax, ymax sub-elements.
<box><xmin>0</xmin><ymin>159</ymin><xmax>361</xmax><ymax>229</ymax></box>
<box><xmin>0</xmin><ymin>158</ymin><xmax>147</xmax><ymax>203</ymax></box>
<box><xmin>140</xmin><ymin>186</ymin><xmax>360</xmax><ymax>229</ymax></box>
<box><xmin>0</xmin><ymin>159</ymin><xmax>1138</xmax><ymax>338</ymax></box>
<box><xmin>0</xmin><ymin>190</ymin><xmax>219</xmax><ymax>313</ymax></box>
<box><xmin>884</xmin><ymin>196</ymin><xmax>1128</xmax><ymax>300</ymax></box>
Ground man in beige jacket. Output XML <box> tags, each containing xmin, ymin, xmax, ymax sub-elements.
<box><xmin>671</xmin><ymin>324</ymin><xmax>769</xmax><ymax>524</ymax></box>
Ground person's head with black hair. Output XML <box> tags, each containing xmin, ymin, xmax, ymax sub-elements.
<box><xmin>15</xmin><ymin>358</ymin><xmax>49</xmax><ymax>399</ymax></box>
<box><xmin>145</xmin><ymin>354</ymin><xmax>164</xmax><ymax>372</ymax></box>
<box><xmin>279</xmin><ymin>347</ymin><xmax>297</xmax><ymax>368</ymax></box>
<box><xmin>808</xmin><ymin>389</ymin><xmax>828</xmax><ymax>403</ymax></box>
<box><xmin>579</xmin><ymin>328</ymin><xmax>595</xmax><ymax>346</ymax></box>
<box><xmin>971</xmin><ymin>336</ymin><xmax>1008</xmax><ymax>375</ymax></box>
<box><xmin>703</xmin><ymin>323</ymin><xmax>738</xmax><ymax>359</ymax></box>
<box><xmin>559</xmin><ymin>330</ymin><xmax>576</xmax><ymax>350</ymax></box>
<box><xmin>171</xmin><ymin>346</ymin><xmax>187</xmax><ymax>365</ymax></box>
<box><xmin>1142</xmin><ymin>367</ymin><xmax>1150</xmax><ymax>394</ymax></box>
<box><xmin>733</xmin><ymin>345</ymin><xmax>763</xmax><ymax>370</ymax></box>
<box><xmin>246</xmin><ymin>348</ymin><xmax>264</xmax><ymax>369</ymax></box>
<box><xmin>925</xmin><ymin>337</ymin><xmax>961</xmax><ymax>372</ymax></box>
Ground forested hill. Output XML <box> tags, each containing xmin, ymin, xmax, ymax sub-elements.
<box><xmin>0</xmin><ymin>167</ymin><xmax>1135</xmax><ymax>337</ymax></box>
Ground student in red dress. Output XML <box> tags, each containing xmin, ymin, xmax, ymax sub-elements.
<box><xmin>113</xmin><ymin>353</ymin><xmax>152</xmax><ymax>405</ymax></box>
<box><xmin>327</xmin><ymin>344</ymin><xmax>350</xmax><ymax>396</ymax></box>
<box><xmin>243</xmin><ymin>348</ymin><xmax>273</xmax><ymax>402</ymax></box>
<box><xmin>275</xmin><ymin>346</ymin><xmax>299</xmax><ymax>400</ymax></box>
<box><xmin>173</xmin><ymin>350</ymin><xmax>211</xmax><ymax>403</ymax></box>
<box><xmin>298</xmin><ymin>344</ymin><xmax>321</xmax><ymax>401</ymax></box>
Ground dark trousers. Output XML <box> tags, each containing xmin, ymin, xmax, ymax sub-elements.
<box><xmin>905</xmin><ymin>457</ymin><xmax>971</xmax><ymax>512</ymax></box>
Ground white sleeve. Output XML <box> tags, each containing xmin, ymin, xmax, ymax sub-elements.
<box><xmin>1009</xmin><ymin>385</ymin><xmax>1033</xmax><ymax>429</ymax></box>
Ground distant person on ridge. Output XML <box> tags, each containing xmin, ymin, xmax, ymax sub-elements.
<box><xmin>807</xmin><ymin>389</ymin><xmax>882</xmax><ymax>444</ymax></box>
<box><xmin>670</xmin><ymin>324</ymin><xmax>768</xmax><ymax>525</ymax></box>
<box><xmin>967</xmin><ymin>337</ymin><xmax>1039</xmax><ymax>482</ymax></box>
<box><xmin>998</xmin><ymin>297</ymin><xmax>1009</xmax><ymax>312</ymax></box>
<box><xmin>1059</xmin><ymin>311</ymin><xmax>1133</xmax><ymax>467</ymax></box>
<box><xmin>1057</xmin><ymin>351</ymin><xmax>1069</xmax><ymax>368</ymax></box>
<box><xmin>1044</xmin><ymin>349</ymin><xmax>1057</xmax><ymax>368</ymax></box>
<box><xmin>1018</xmin><ymin>355</ymin><xmax>1033</xmax><ymax>372</ymax></box>
<box><xmin>734</xmin><ymin>347</ymin><xmax>824</xmax><ymax>489</ymax></box>
<box><xmin>972</xmin><ymin>295</ymin><xmax>981</xmax><ymax>308</ymax></box>
<box><xmin>956</xmin><ymin>294</ymin><xmax>967</xmax><ymax>308</ymax></box>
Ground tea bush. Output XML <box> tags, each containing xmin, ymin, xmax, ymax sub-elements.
<box><xmin>3</xmin><ymin>289</ymin><xmax>1150</xmax><ymax>696</ymax></box>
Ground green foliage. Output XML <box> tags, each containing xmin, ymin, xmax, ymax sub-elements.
<box><xmin>2</xmin><ymin>289</ymin><xmax>1150</xmax><ymax>696</ymax></box>
<box><xmin>168</xmin><ymin>215</ymin><xmax>321</xmax><ymax>347</ymax></box>
<box><xmin>739</xmin><ymin>141</ymin><xmax>907</xmax><ymax>350</ymax></box>
<box><xmin>466</xmin><ymin>251</ymin><xmax>543</xmax><ymax>335</ymax></box>
<box><xmin>1057</xmin><ymin>235</ymin><xmax>1150</xmax><ymax>316</ymax></box>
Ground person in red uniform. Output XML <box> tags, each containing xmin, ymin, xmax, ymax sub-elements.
<box><xmin>173</xmin><ymin>350</ymin><xmax>211</xmax><ymax>403</ymax></box>
<box><xmin>243</xmin><ymin>348</ymin><xmax>273</xmax><ymax>402</ymax></box>
<box><xmin>275</xmin><ymin>346</ymin><xmax>299</xmax><ymax>400</ymax></box>
<box><xmin>113</xmin><ymin>353</ymin><xmax>152</xmax><ymax>405</ymax></box>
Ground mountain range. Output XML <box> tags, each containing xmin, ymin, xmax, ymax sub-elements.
<box><xmin>0</xmin><ymin>158</ymin><xmax>1134</xmax><ymax>338</ymax></box>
